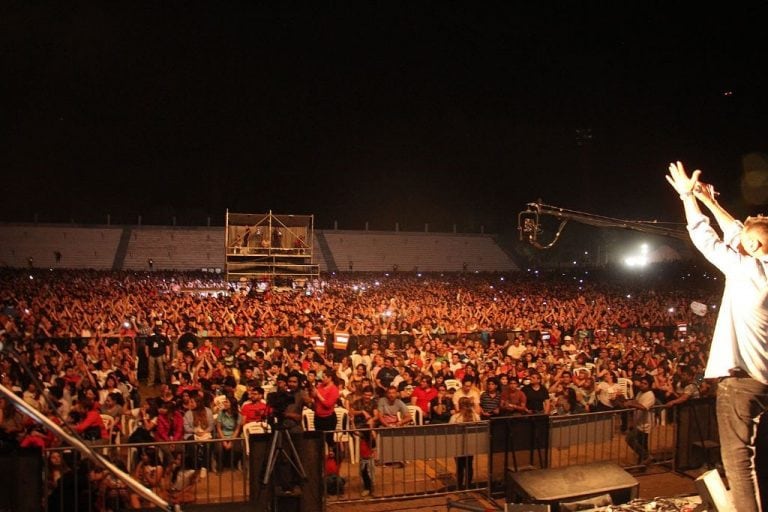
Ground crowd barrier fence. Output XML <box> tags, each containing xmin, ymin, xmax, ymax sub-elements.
<box><xmin>39</xmin><ymin>401</ymin><xmax>715</xmax><ymax>511</ymax></box>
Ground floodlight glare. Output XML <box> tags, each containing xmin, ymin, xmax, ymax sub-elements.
<box><xmin>624</xmin><ymin>255</ymin><xmax>647</xmax><ymax>268</ymax></box>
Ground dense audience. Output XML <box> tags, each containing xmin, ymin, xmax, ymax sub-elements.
<box><xmin>0</xmin><ymin>264</ymin><xmax>722</xmax><ymax>506</ymax></box>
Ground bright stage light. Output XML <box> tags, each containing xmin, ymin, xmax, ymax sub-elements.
<box><xmin>624</xmin><ymin>243</ymin><xmax>650</xmax><ymax>268</ymax></box>
<box><xmin>624</xmin><ymin>256</ymin><xmax>647</xmax><ymax>267</ymax></box>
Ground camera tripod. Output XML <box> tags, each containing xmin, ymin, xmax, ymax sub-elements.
<box><xmin>262</xmin><ymin>427</ymin><xmax>307</xmax><ymax>497</ymax></box>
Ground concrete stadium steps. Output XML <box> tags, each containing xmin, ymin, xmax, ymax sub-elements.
<box><xmin>0</xmin><ymin>224</ymin><xmax>517</xmax><ymax>272</ymax></box>
<box><xmin>0</xmin><ymin>225</ymin><xmax>122</xmax><ymax>269</ymax></box>
<box><xmin>312</xmin><ymin>232</ymin><xmax>333</xmax><ymax>272</ymax></box>
<box><xmin>121</xmin><ymin>227</ymin><xmax>226</xmax><ymax>271</ymax></box>
<box><xmin>319</xmin><ymin>231</ymin><xmax>518</xmax><ymax>272</ymax></box>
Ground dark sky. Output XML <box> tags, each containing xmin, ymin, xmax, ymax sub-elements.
<box><xmin>2</xmin><ymin>2</ymin><xmax>767</xmax><ymax>234</ymax></box>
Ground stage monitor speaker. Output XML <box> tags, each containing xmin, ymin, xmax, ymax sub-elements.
<box><xmin>249</xmin><ymin>430</ymin><xmax>325</xmax><ymax>512</ymax></box>
<box><xmin>0</xmin><ymin>447</ymin><xmax>43</xmax><ymax>512</ymax></box>
<box><xmin>506</xmin><ymin>462</ymin><xmax>638</xmax><ymax>512</ymax></box>
<box><xmin>695</xmin><ymin>469</ymin><xmax>732</xmax><ymax>512</ymax></box>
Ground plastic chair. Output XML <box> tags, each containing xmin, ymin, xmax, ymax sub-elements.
<box><xmin>121</xmin><ymin>413</ymin><xmax>137</xmax><ymax>440</ymax></box>
<box><xmin>617</xmin><ymin>378</ymin><xmax>634</xmax><ymax>400</ymax></box>
<box><xmin>242</xmin><ymin>421</ymin><xmax>269</xmax><ymax>456</ymax></box>
<box><xmin>98</xmin><ymin>414</ymin><xmax>116</xmax><ymax>456</ymax></box>
<box><xmin>333</xmin><ymin>407</ymin><xmax>356</xmax><ymax>463</ymax></box>
<box><xmin>302</xmin><ymin>408</ymin><xmax>315</xmax><ymax>431</ymax></box>
<box><xmin>100</xmin><ymin>414</ymin><xmax>117</xmax><ymax>442</ymax></box>
<box><xmin>121</xmin><ymin>414</ymin><xmax>139</xmax><ymax>471</ymax></box>
<box><xmin>444</xmin><ymin>379</ymin><xmax>461</xmax><ymax>391</ymax></box>
<box><xmin>122</xmin><ymin>382</ymin><xmax>135</xmax><ymax>409</ymax></box>
<box><xmin>406</xmin><ymin>405</ymin><xmax>423</xmax><ymax>425</ymax></box>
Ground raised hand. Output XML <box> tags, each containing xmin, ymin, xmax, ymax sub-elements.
<box><xmin>694</xmin><ymin>181</ymin><xmax>718</xmax><ymax>204</ymax></box>
<box><xmin>666</xmin><ymin>161</ymin><xmax>701</xmax><ymax>196</ymax></box>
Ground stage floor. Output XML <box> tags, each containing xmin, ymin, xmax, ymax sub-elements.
<box><xmin>326</xmin><ymin>465</ymin><xmax>700</xmax><ymax>512</ymax></box>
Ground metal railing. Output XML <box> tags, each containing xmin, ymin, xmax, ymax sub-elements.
<box><xmin>45</xmin><ymin>437</ymin><xmax>249</xmax><ymax>512</ymax></box>
<box><xmin>41</xmin><ymin>399</ymin><xmax>715</xmax><ymax>510</ymax></box>
<box><xmin>325</xmin><ymin>422</ymin><xmax>492</xmax><ymax>505</ymax></box>
<box><xmin>547</xmin><ymin>405</ymin><xmax>676</xmax><ymax>469</ymax></box>
<box><xmin>325</xmin><ymin>406</ymin><xmax>677</xmax><ymax>505</ymax></box>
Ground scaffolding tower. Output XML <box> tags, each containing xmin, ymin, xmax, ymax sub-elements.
<box><xmin>225</xmin><ymin>210</ymin><xmax>319</xmax><ymax>283</ymax></box>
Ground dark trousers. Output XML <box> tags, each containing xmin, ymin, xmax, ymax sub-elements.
<box><xmin>455</xmin><ymin>455</ymin><xmax>474</xmax><ymax>489</ymax></box>
<box><xmin>717</xmin><ymin>377</ymin><xmax>768</xmax><ymax>512</ymax></box>
<box><xmin>360</xmin><ymin>458</ymin><xmax>374</xmax><ymax>491</ymax></box>
<box><xmin>314</xmin><ymin>413</ymin><xmax>338</xmax><ymax>457</ymax></box>
<box><xmin>626</xmin><ymin>428</ymin><xmax>649</xmax><ymax>462</ymax></box>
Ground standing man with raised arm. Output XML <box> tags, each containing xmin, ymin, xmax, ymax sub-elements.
<box><xmin>666</xmin><ymin>161</ymin><xmax>768</xmax><ymax>511</ymax></box>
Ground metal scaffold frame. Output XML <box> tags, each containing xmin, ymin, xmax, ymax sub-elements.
<box><xmin>225</xmin><ymin>209</ymin><xmax>319</xmax><ymax>284</ymax></box>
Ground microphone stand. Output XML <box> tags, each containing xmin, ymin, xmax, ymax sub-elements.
<box><xmin>0</xmin><ymin>343</ymin><xmax>174</xmax><ymax>511</ymax></box>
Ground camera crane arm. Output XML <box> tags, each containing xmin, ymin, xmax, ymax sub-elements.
<box><xmin>518</xmin><ymin>201</ymin><xmax>688</xmax><ymax>249</ymax></box>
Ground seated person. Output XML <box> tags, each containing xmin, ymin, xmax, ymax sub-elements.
<box><xmin>377</xmin><ymin>386</ymin><xmax>411</xmax><ymax>427</ymax></box>
<box><xmin>240</xmin><ymin>385</ymin><xmax>268</xmax><ymax>424</ymax></box>
<box><xmin>429</xmin><ymin>384</ymin><xmax>455</xmax><ymax>424</ymax></box>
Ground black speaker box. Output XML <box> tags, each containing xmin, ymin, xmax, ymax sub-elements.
<box><xmin>248</xmin><ymin>430</ymin><xmax>325</xmax><ymax>512</ymax></box>
<box><xmin>506</xmin><ymin>462</ymin><xmax>638</xmax><ymax>512</ymax></box>
<box><xmin>0</xmin><ymin>447</ymin><xmax>44</xmax><ymax>512</ymax></box>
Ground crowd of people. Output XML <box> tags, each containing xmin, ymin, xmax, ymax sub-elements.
<box><xmin>0</xmin><ymin>264</ymin><xmax>722</xmax><ymax>506</ymax></box>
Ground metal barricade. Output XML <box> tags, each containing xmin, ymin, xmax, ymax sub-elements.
<box><xmin>44</xmin><ymin>437</ymin><xmax>250</xmax><ymax>512</ymax></box>
<box><xmin>325</xmin><ymin>421</ymin><xmax>492</xmax><ymax>504</ymax></box>
<box><xmin>547</xmin><ymin>406</ymin><xmax>676</xmax><ymax>470</ymax></box>
<box><xmin>40</xmin><ymin>400</ymin><xmax>710</xmax><ymax>510</ymax></box>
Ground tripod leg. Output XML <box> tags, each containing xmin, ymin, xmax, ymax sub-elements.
<box><xmin>282</xmin><ymin>431</ymin><xmax>307</xmax><ymax>480</ymax></box>
<box><xmin>262</xmin><ymin>429</ymin><xmax>281</xmax><ymax>486</ymax></box>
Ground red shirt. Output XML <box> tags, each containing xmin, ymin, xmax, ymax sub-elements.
<box><xmin>325</xmin><ymin>454</ymin><xmax>339</xmax><ymax>476</ymax></box>
<box><xmin>156</xmin><ymin>411</ymin><xmax>184</xmax><ymax>441</ymax></box>
<box><xmin>241</xmin><ymin>401</ymin><xmax>269</xmax><ymax>424</ymax></box>
<box><xmin>314</xmin><ymin>382</ymin><xmax>339</xmax><ymax>418</ymax></box>
<box><xmin>411</xmin><ymin>386</ymin><xmax>438</xmax><ymax>414</ymax></box>
<box><xmin>75</xmin><ymin>410</ymin><xmax>108</xmax><ymax>440</ymax></box>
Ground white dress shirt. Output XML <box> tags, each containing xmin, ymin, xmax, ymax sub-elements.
<box><xmin>688</xmin><ymin>214</ymin><xmax>768</xmax><ymax>385</ymax></box>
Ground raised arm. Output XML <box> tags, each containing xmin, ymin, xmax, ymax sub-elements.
<box><xmin>666</xmin><ymin>161</ymin><xmax>703</xmax><ymax>223</ymax></box>
<box><xmin>694</xmin><ymin>181</ymin><xmax>740</xmax><ymax>236</ymax></box>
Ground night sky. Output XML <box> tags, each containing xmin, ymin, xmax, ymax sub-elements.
<box><xmin>2</xmin><ymin>2</ymin><xmax>767</xmax><ymax>234</ymax></box>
